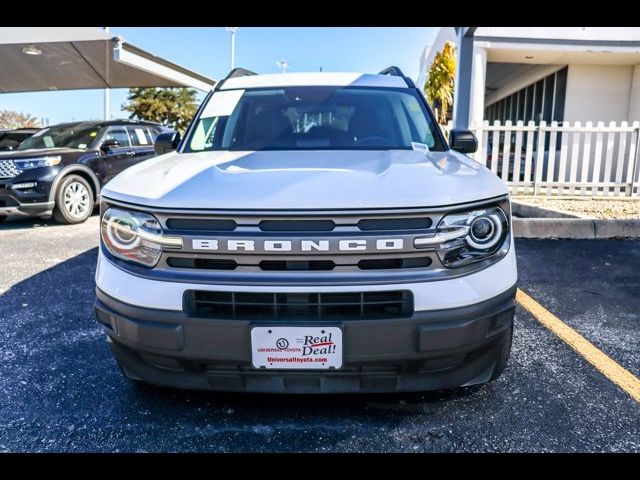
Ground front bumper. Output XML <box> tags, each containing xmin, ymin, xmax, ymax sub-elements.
<box><xmin>0</xmin><ymin>197</ymin><xmax>54</xmax><ymax>217</ymax></box>
<box><xmin>95</xmin><ymin>285</ymin><xmax>516</xmax><ymax>393</ymax></box>
<box><xmin>0</xmin><ymin>168</ymin><xmax>57</xmax><ymax>217</ymax></box>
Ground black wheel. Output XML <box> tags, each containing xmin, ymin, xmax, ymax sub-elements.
<box><xmin>489</xmin><ymin>325</ymin><xmax>513</xmax><ymax>381</ymax></box>
<box><xmin>53</xmin><ymin>174</ymin><xmax>94</xmax><ymax>224</ymax></box>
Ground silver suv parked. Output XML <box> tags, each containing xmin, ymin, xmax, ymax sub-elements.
<box><xmin>94</xmin><ymin>67</ymin><xmax>517</xmax><ymax>393</ymax></box>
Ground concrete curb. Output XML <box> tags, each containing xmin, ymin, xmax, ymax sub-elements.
<box><xmin>514</xmin><ymin>218</ymin><xmax>640</xmax><ymax>239</ymax></box>
<box><xmin>512</xmin><ymin>201</ymin><xmax>583</xmax><ymax>219</ymax></box>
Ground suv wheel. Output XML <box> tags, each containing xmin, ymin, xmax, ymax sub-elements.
<box><xmin>53</xmin><ymin>175</ymin><xmax>94</xmax><ymax>224</ymax></box>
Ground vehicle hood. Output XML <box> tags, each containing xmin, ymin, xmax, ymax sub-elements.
<box><xmin>101</xmin><ymin>149</ymin><xmax>509</xmax><ymax>210</ymax></box>
<box><xmin>0</xmin><ymin>147</ymin><xmax>82</xmax><ymax>159</ymax></box>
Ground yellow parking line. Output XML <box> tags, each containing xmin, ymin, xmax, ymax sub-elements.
<box><xmin>516</xmin><ymin>288</ymin><xmax>640</xmax><ymax>404</ymax></box>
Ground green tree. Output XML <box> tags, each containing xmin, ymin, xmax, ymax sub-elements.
<box><xmin>0</xmin><ymin>110</ymin><xmax>40</xmax><ymax>129</ymax></box>
<box><xmin>122</xmin><ymin>87</ymin><xmax>198</xmax><ymax>134</ymax></box>
<box><xmin>424</xmin><ymin>41</ymin><xmax>456</xmax><ymax>125</ymax></box>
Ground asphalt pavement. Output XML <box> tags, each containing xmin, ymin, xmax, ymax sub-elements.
<box><xmin>0</xmin><ymin>215</ymin><xmax>638</xmax><ymax>452</ymax></box>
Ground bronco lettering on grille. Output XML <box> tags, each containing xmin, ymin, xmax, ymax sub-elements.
<box><xmin>191</xmin><ymin>238</ymin><xmax>404</xmax><ymax>253</ymax></box>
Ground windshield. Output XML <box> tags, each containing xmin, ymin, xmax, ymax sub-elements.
<box><xmin>185</xmin><ymin>86</ymin><xmax>445</xmax><ymax>152</ymax></box>
<box><xmin>18</xmin><ymin>124</ymin><xmax>99</xmax><ymax>151</ymax></box>
<box><xmin>0</xmin><ymin>132</ymin><xmax>31</xmax><ymax>151</ymax></box>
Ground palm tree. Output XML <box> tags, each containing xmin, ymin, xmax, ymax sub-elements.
<box><xmin>424</xmin><ymin>42</ymin><xmax>456</xmax><ymax>125</ymax></box>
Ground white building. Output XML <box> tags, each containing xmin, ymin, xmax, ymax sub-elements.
<box><xmin>419</xmin><ymin>27</ymin><xmax>640</xmax><ymax>128</ymax></box>
<box><xmin>418</xmin><ymin>28</ymin><xmax>640</xmax><ymax>197</ymax></box>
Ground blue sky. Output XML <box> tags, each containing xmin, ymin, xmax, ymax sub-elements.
<box><xmin>0</xmin><ymin>27</ymin><xmax>437</xmax><ymax>125</ymax></box>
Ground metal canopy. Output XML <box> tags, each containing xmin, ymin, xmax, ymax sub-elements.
<box><xmin>0</xmin><ymin>27</ymin><xmax>215</xmax><ymax>93</ymax></box>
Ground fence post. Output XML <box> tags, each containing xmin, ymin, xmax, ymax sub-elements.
<box><xmin>569</xmin><ymin>121</ymin><xmax>582</xmax><ymax>195</ymax></box>
<box><xmin>512</xmin><ymin>120</ymin><xmax>524</xmax><ymax>194</ymax></box>
<box><xmin>546</xmin><ymin>121</ymin><xmax>558</xmax><ymax>196</ymax></box>
<box><xmin>630</xmin><ymin>123</ymin><xmax>640</xmax><ymax>197</ymax></box>
<box><xmin>601</xmin><ymin>121</ymin><xmax>616</xmax><ymax>196</ymax></box>
<box><xmin>480</xmin><ymin>120</ymin><xmax>489</xmax><ymax>166</ymax></box>
<box><xmin>614</xmin><ymin>121</ymin><xmax>628</xmax><ymax>196</ymax></box>
<box><xmin>524</xmin><ymin>121</ymin><xmax>535</xmax><ymax>194</ymax></box>
<box><xmin>581</xmin><ymin>121</ymin><xmax>594</xmax><ymax>196</ymax></box>
<box><xmin>534</xmin><ymin>121</ymin><xmax>546</xmax><ymax>195</ymax></box>
<box><xmin>490</xmin><ymin>121</ymin><xmax>500</xmax><ymax>175</ymax></box>
<box><xmin>591</xmin><ymin>121</ymin><xmax>605</xmax><ymax>196</ymax></box>
<box><xmin>501</xmin><ymin>120</ymin><xmax>512</xmax><ymax>182</ymax></box>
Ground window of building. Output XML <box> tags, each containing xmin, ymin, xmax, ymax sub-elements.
<box><xmin>517</xmin><ymin>89</ymin><xmax>525</xmax><ymax>122</ymax></box>
<box><xmin>543</xmin><ymin>74</ymin><xmax>555</xmax><ymax>123</ymax></box>
<box><xmin>533</xmin><ymin>79</ymin><xmax>544</xmax><ymax>123</ymax></box>
<box><xmin>484</xmin><ymin>66</ymin><xmax>567</xmax><ymax>125</ymax></box>
<box><xmin>524</xmin><ymin>84</ymin><xmax>534</xmax><ymax>123</ymax></box>
<box><xmin>553</xmin><ymin>67</ymin><xmax>568</xmax><ymax>122</ymax></box>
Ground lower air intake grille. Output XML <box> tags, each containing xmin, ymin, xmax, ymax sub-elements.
<box><xmin>185</xmin><ymin>290</ymin><xmax>413</xmax><ymax>320</ymax></box>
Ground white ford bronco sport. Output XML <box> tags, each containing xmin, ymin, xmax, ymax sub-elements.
<box><xmin>95</xmin><ymin>67</ymin><xmax>517</xmax><ymax>393</ymax></box>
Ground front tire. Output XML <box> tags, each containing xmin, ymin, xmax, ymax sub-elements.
<box><xmin>53</xmin><ymin>174</ymin><xmax>94</xmax><ymax>224</ymax></box>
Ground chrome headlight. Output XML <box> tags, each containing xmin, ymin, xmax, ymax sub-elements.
<box><xmin>14</xmin><ymin>156</ymin><xmax>62</xmax><ymax>170</ymax></box>
<box><xmin>100</xmin><ymin>207</ymin><xmax>182</xmax><ymax>268</ymax></box>
<box><xmin>415</xmin><ymin>204</ymin><xmax>509</xmax><ymax>268</ymax></box>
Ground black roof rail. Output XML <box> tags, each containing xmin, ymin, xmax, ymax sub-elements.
<box><xmin>378</xmin><ymin>66</ymin><xmax>405</xmax><ymax>77</ymax></box>
<box><xmin>378</xmin><ymin>66</ymin><xmax>416</xmax><ymax>89</ymax></box>
<box><xmin>226</xmin><ymin>67</ymin><xmax>258</xmax><ymax>79</ymax></box>
<box><xmin>215</xmin><ymin>67</ymin><xmax>257</xmax><ymax>90</ymax></box>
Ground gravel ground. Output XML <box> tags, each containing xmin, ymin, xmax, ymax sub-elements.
<box><xmin>513</xmin><ymin>197</ymin><xmax>640</xmax><ymax>219</ymax></box>
<box><xmin>0</xmin><ymin>216</ymin><xmax>639</xmax><ymax>452</ymax></box>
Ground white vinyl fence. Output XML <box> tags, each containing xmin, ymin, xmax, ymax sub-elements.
<box><xmin>444</xmin><ymin>121</ymin><xmax>640</xmax><ymax>197</ymax></box>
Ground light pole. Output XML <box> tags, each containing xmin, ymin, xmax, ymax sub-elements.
<box><xmin>226</xmin><ymin>27</ymin><xmax>239</xmax><ymax>70</ymax></box>
<box><xmin>104</xmin><ymin>26</ymin><xmax>110</xmax><ymax>120</ymax></box>
<box><xmin>276</xmin><ymin>60</ymin><xmax>291</xmax><ymax>73</ymax></box>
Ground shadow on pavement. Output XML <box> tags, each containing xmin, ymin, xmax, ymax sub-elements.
<box><xmin>0</xmin><ymin>212</ymin><xmax>99</xmax><ymax>231</ymax></box>
<box><xmin>129</xmin><ymin>377</ymin><xmax>484</xmax><ymax>410</ymax></box>
<box><xmin>0</xmin><ymin>216</ymin><xmax>58</xmax><ymax>230</ymax></box>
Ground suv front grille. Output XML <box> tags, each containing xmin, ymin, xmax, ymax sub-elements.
<box><xmin>101</xmin><ymin>198</ymin><xmax>510</xmax><ymax>286</ymax></box>
<box><xmin>163</xmin><ymin>215</ymin><xmax>433</xmax><ymax>233</ymax></box>
<box><xmin>0</xmin><ymin>160</ymin><xmax>22</xmax><ymax>179</ymax></box>
<box><xmin>164</xmin><ymin>255</ymin><xmax>434</xmax><ymax>272</ymax></box>
<box><xmin>185</xmin><ymin>290</ymin><xmax>413</xmax><ymax>320</ymax></box>
<box><xmin>155</xmin><ymin>210</ymin><xmax>440</xmax><ymax>274</ymax></box>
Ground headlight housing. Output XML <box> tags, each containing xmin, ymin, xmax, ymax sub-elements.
<box><xmin>14</xmin><ymin>156</ymin><xmax>62</xmax><ymax>170</ymax></box>
<box><xmin>415</xmin><ymin>204</ymin><xmax>509</xmax><ymax>268</ymax></box>
<box><xmin>101</xmin><ymin>207</ymin><xmax>182</xmax><ymax>268</ymax></box>
<box><xmin>437</xmin><ymin>206</ymin><xmax>509</xmax><ymax>268</ymax></box>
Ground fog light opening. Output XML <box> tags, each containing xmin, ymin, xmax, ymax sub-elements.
<box><xmin>11</xmin><ymin>182</ymin><xmax>38</xmax><ymax>190</ymax></box>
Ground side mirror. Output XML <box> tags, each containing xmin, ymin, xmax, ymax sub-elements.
<box><xmin>154</xmin><ymin>131</ymin><xmax>181</xmax><ymax>155</ymax></box>
<box><xmin>101</xmin><ymin>138</ymin><xmax>120</xmax><ymax>151</ymax></box>
<box><xmin>449</xmin><ymin>129</ymin><xmax>478</xmax><ymax>154</ymax></box>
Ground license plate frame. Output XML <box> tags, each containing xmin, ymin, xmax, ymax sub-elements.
<box><xmin>250</xmin><ymin>326</ymin><xmax>343</xmax><ymax>370</ymax></box>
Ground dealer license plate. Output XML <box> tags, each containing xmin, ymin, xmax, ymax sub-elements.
<box><xmin>251</xmin><ymin>326</ymin><xmax>343</xmax><ymax>370</ymax></box>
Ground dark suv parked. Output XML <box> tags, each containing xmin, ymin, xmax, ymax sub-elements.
<box><xmin>0</xmin><ymin>120</ymin><xmax>173</xmax><ymax>224</ymax></box>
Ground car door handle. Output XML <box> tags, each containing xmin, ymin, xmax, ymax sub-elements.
<box><xmin>126</xmin><ymin>151</ymin><xmax>136</xmax><ymax>157</ymax></box>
